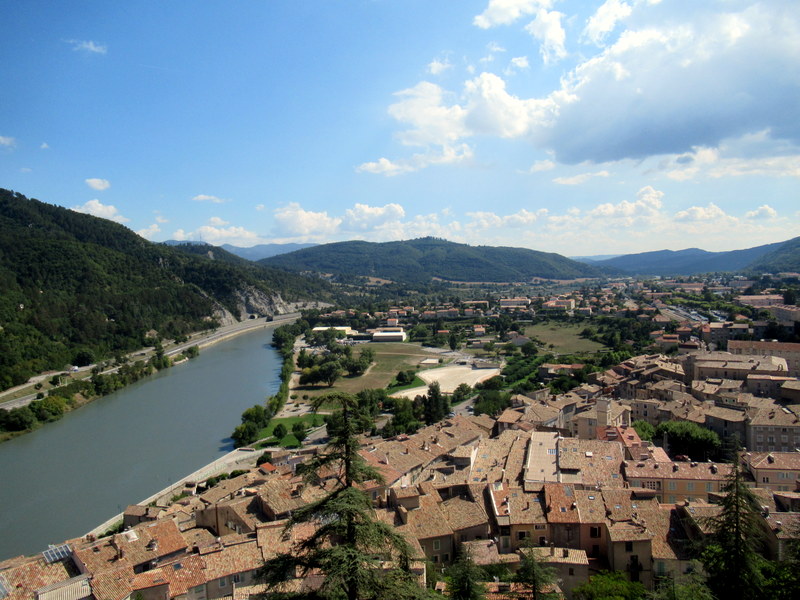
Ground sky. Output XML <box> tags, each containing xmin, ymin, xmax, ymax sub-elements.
<box><xmin>1</xmin><ymin>0</ymin><xmax>798</xmax><ymax>257</ymax></box>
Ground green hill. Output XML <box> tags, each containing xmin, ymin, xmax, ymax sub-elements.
<box><xmin>746</xmin><ymin>236</ymin><xmax>800</xmax><ymax>273</ymax></box>
<box><xmin>0</xmin><ymin>189</ymin><xmax>330</xmax><ymax>390</ymax></box>
<box><xmin>260</xmin><ymin>237</ymin><xmax>605</xmax><ymax>283</ymax></box>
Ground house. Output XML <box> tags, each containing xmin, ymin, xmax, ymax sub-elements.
<box><xmin>741</xmin><ymin>451</ymin><xmax>800</xmax><ymax>492</ymax></box>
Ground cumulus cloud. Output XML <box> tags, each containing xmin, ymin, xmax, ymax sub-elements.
<box><xmin>273</xmin><ymin>202</ymin><xmax>342</xmax><ymax>238</ymax></box>
<box><xmin>155</xmin><ymin>215</ymin><xmax>169</xmax><ymax>224</ymax></box>
<box><xmin>368</xmin><ymin>2</ymin><xmax>800</xmax><ymax>173</ymax></box>
<box><xmin>428</xmin><ymin>57</ymin><xmax>452</xmax><ymax>75</ymax></box>
<box><xmin>553</xmin><ymin>170</ymin><xmax>610</xmax><ymax>185</ymax></box>
<box><xmin>582</xmin><ymin>0</ymin><xmax>632</xmax><ymax>46</ymax></box>
<box><xmin>72</xmin><ymin>199</ymin><xmax>129</xmax><ymax>223</ymax></box>
<box><xmin>474</xmin><ymin>0</ymin><xmax>550</xmax><ymax>29</ymax></box>
<box><xmin>208</xmin><ymin>216</ymin><xmax>229</xmax><ymax>226</ymax></box>
<box><xmin>0</xmin><ymin>136</ymin><xmax>16</xmax><ymax>147</ymax></box>
<box><xmin>528</xmin><ymin>159</ymin><xmax>555</xmax><ymax>172</ymax></box>
<box><xmin>524</xmin><ymin>8</ymin><xmax>567</xmax><ymax>64</ymax></box>
<box><xmin>745</xmin><ymin>205</ymin><xmax>778</xmax><ymax>220</ymax></box>
<box><xmin>85</xmin><ymin>178</ymin><xmax>110</xmax><ymax>191</ymax></box>
<box><xmin>173</xmin><ymin>219</ymin><xmax>264</xmax><ymax>246</ymax></box>
<box><xmin>344</xmin><ymin>203</ymin><xmax>405</xmax><ymax>230</ymax></box>
<box><xmin>590</xmin><ymin>186</ymin><xmax>663</xmax><ymax>218</ymax></box>
<box><xmin>66</xmin><ymin>39</ymin><xmax>107</xmax><ymax>54</ymax></box>
<box><xmin>136</xmin><ymin>223</ymin><xmax>161</xmax><ymax>239</ymax></box>
<box><xmin>673</xmin><ymin>202</ymin><xmax>730</xmax><ymax>222</ymax></box>
<box><xmin>192</xmin><ymin>194</ymin><xmax>228</xmax><ymax>204</ymax></box>
<box><xmin>466</xmin><ymin>208</ymin><xmax>545</xmax><ymax>231</ymax></box>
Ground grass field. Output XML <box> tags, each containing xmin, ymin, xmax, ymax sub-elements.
<box><xmin>293</xmin><ymin>342</ymin><xmax>439</xmax><ymax>399</ymax></box>
<box><xmin>524</xmin><ymin>321</ymin><xmax>607</xmax><ymax>355</ymax></box>
<box><xmin>255</xmin><ymin>413</ymin><xmax>321</xmax><ymax>448</ymax></box>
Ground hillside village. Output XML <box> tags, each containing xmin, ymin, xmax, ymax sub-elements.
<box><xmin>2</xmin><ymin>278</ymin><xmax>800</xmax><ymax>600</ymax></box>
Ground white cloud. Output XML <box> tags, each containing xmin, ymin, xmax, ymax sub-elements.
<box><xmin>673</xmin><ymin>202</ymin><xmax>730</xmax><ymax>222</ymax></box>
<box><xmin>192</xmin><ymin>194</ymin><xmax>228</xmax><ymax>204</ymax></box>
<box><xmin>85</xmin><ymin>178</ymin><xmax>110</xmax><ymax>191</ymax></box>
<box><xmin>590</xmin><ymin>185</ymin><xmax>663</xmax><ymax>218</ymax></box>
<box><xmin>344</xmin><ymin>203</ymin><xmax>405</xmax><ymax>230</ymax></box>
<box><xmin>528</xmin><ymin>159</ymin><xmax>555</xmax><ymax>172</ymax></box>
<box><xmin>474</xmin><ymin>0</ymin><xmax>551</xmax><ymax>29</ymax></box>
<box><xmin>255</xmin><ymin>204</ymin><xmax>266</xmax><ymax>211</ymax></box>
<box><xmin>583</xmin><ymin>0</ymin><xmax>632</xmax><ymax>46</ymax></box>
<box><xmin>510</xmin><ymin>56</ymin><xmax>529</xmax><ymax>69</ymax></box>
<box><xmin>273</xmin><ymin>202</ymin><xmax>342</xmax><ymax>238</ymax></box>
<box><xmin>0</xmin><ymin>136</ymin><xmax>16</xmax><ymax>147</ymax></box>
<box><xmin>356</xmin><ymin>157</ymin><xmax>417</xmax><ymax>176</ymax></box>
<box><xmin>72</xmin><ymin>199</ymin><xmax>129</xmax><ymax>223</ymax></box>
<box><xmin>40</xmin><ymin>142</ymin><xmax>49</xmax><ymax>149</ymax></box>
<box><xmin>172</xmin><ymin>220</ymin><xmax>264</xmax><ymax>246</ymax></box>
<box><xmin>428</xmin><ymin>57</ymin><xmax>452</xmax><ymax>75</ymax></box>
<box><xmin>524</xmin><ymin>9</ymin><xmax>567</xmax><ymax>64</ymax></box>
<box><xmin>20</xmin><ymin>167</ymin><xmax>32</xmax><ymax>173</ymax></box>
<box><xmin>208</xmin><ymin>216</ymin><xmax>229</xmax><ymax>226</ymax></box>
<box><xmin>136</xmin><ymin>224</ymin><xmax>161</xmax><ymax>239</ymax></box>
<box><xmin>553</xmin><ymin>170</ymin><xmax>609</xmax><ymax>185</ymax></box>
<box><xmin>745</xmin><ymin>205</ymin><xmax>778</xmax><ymax>220</ymax></box>
<box><xmin>466</xmin><ymin>208</ymin><xmax>545</xmax><ymax>231</ymax></box>
<box><xmin>155</xmin><ymin>215</ymin><xmax>169</xmax><ymax>224</ymax></box>
<box><xmin>66</xmin><ymin>39</ymin><xmax>107</xmax><ymax>54</ymax></box>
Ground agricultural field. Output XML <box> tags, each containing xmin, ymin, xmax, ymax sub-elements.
<box><xmin>524</xmin><ymin>321</ymin><xmax>607</xmax><ymax>355</ymax></box>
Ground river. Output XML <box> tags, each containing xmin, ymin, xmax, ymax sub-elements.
<box><xmin>0</xmin><ymin>325</ymin><xmax>282</xmax><ymax>561</ymax></box>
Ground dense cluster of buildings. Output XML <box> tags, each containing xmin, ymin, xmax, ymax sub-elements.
<box><xmin>4</xmin><ymin>340</ymin><xmax>800</xmax><ymax>599</ymax></box>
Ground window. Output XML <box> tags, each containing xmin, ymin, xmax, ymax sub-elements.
<box><xmin>569</xmin><ymin>568</ymin><xmax>575</xmax><ymax>576</ymax></box>
<box><xmin>668</xmin><ymin>481</ymin><xmax>676</xmax><ymax>491</ymax></box>
<box><xmin>625</xmin><ymin>541</ymin><xmax>633</xmax><ymax>552</ymax></box>
<box><xmin>706</xmin><ymin>482</ymin><xmax>713</xmax><ymax>492</ymax></box>
<box><xmin>433</xmin><ymin>540</ymin><xmax>441</xmax><ymax>551</ymax></box>
<box><xmin>443</xmin><ymin>553</ymin><xmax>450</xmax><ymax>563</ymax></box>
<box><xmin>669</xmin><ymin>495</ymin><xmax>676</xmax><ymax>503</ymax></box>
<box><xmin>232</xmin><ymin>574</ymin><xmax>242</xmax><ymax>584</ymax></box>
<box><xmin>590</xmin><ymin>526</ymin><xmax>601</xmax><ymax>538</ymax></box>
<box><xmin>518</xmin><ymin>531</ymin><xmax>527</xmax><ymax>541</ymax></box>
<box><xmin>219</xmin><ymin>577</ymin><xmax>228</xmax><ymax>588</ymax></box>
<box><xmin>762</xmin><ymin>476</ymin><xmax>770</xmax><ymax>483</ymax></box>
<box><xmin>686</xmin><ymin>482</ymin><xmax>694</xmax><ymax>492</ymax></box>
<box><xmin>432</xmin><ymin>555</ymin><xmax>439</xmax><ymax>563</ymax></box>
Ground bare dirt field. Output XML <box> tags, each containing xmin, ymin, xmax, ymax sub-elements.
<box><xmin>392</xmin><ymin>364</ymin><xmax>500</xmax><ymax>399</ymax></box>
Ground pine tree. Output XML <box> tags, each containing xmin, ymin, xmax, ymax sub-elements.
<box><xmin>514</xmin><ymin>547</ymin><xmax>557</xmax><ymax>600</ymax></box>
<box><xmin>445</xmin><ymin>549</ymin><xmax>485</xmax><ymax>600</ymax></box>
<box><xmin>700</xmin><ymin>458</ymin><xmax>765</xmax><ymax>600</ymax></box>
<box><xmin>258</xmin><ymin>392</ymin><xmax>432</xmax><ymax>600</ymax></box>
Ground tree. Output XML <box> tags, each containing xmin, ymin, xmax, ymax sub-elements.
<box><xmin>259</xmin><ymin>392</ymin><xmax>426</xmax><ymax>600</ymax></box>
<box><xmin>573</xmin><ymin>571</ymin><xmax>646</xmax><ymax>600</ymax></box>
<box><xmin>449</xmin><ymin>332</ymin><xmax>459</xmax><ymax>351</ymax></box>
<box><xmin>632</xmin><ymin>420</ymin><xmax>655</xmax><ymax>442</ymax></box>
<box><xmin>446</xmin><ymin>549</ymin><xmax>485</xmax><ymax>600</ymax></box>
<box><xmin>700</xmin><ymin>459</ymin><xmax>766</xmax><ymax>600</ymax></box>
<box><xmin>272</xmin><ymin>423</ymin><xmax>288</xmax><ymax>440</ymax></box>
<box><xmin>515</xmin><ymin>547</ymin><xmax>557</xmax><ymax>600</ymax></box>
<box><xmin>649</xmin><ymin>567</ymin><xmax>716</xmax><ymax>600</ymax></box>
<box><xmin>655</xmin><ymin>421</ymin><xmax>721</xmax><ymax>460</ymax></box>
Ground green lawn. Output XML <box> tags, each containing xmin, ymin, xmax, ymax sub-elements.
<box><xmin>524</xmin><ymin>321</ymin><xmax>607</xmax><ymax>355</ymax></box>
<box><xmin>254</xmin><ymin>413</ymin><xmax>321</xmax><ymax>448</ymax></box>
<box><xmin>294</xmin><ymin>342</ymin><xmax>438</xmax><ymax>399</ymax></box>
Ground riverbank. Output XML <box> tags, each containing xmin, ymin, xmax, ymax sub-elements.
<box><xmin>0</xmin><ymin>315</ymin><xmax>299</xmax><ymax>443</ymax></box>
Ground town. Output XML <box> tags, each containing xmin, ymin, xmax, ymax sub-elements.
<box><xmin>2</xmin><ymin>273</ymin><xmax>800</xmax><ymax>600</ymax></box>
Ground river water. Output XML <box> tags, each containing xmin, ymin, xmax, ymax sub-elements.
<box><xmin>0</xmin><ymin>326</ymin><xmax>282</xmax><ymax>561</ymax></box>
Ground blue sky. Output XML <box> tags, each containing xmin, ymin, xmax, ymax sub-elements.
<box><xmin>1</xmin><ymin>0</ymin><xmax>798</xmax><ymax>256</ymax></box>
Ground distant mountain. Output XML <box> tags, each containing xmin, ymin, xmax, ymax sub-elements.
<box><xmin>594</xmin><ymin>240</ymin><xmax>790</xmax><ymax>275</ymax></box>
<box><xmin>221</xmin><ymin>243</ymin><xmax>317</xmax><ymax>261</ymax></box>
<box><xmin>571</xmin><ymin>254</ymin><xmax>621</xmax><ymax>263</ymax></box>
<box><xmin>746</xmin><ymin>236</ymin><xmax>800</xmax><ymax>273</ymax></box>
<box><xmin>260</xmin><ymin>237</ymin><xmax>605</xmax><ymax>283</ymax></box>
<box><xmin>0</xmin><ymin>189</ymin><xmax>330</xmax><ymax>389</ymax></box>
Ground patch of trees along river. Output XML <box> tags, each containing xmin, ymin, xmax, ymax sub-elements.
<box><xmin>0</xmin><ymin>326</ymin><xmax>282</xmax><ymax>561</ymax></box>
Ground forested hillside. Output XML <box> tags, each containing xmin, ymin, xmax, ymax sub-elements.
<box><xmin>0</xmin><ymin>189</ymin><xmax>330</xmax><ymax>390</ymax></box>
<box><xmin>260</xmin><ymin>237</ymin><xmax>605</xmax><ymax>283</ymax></box>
